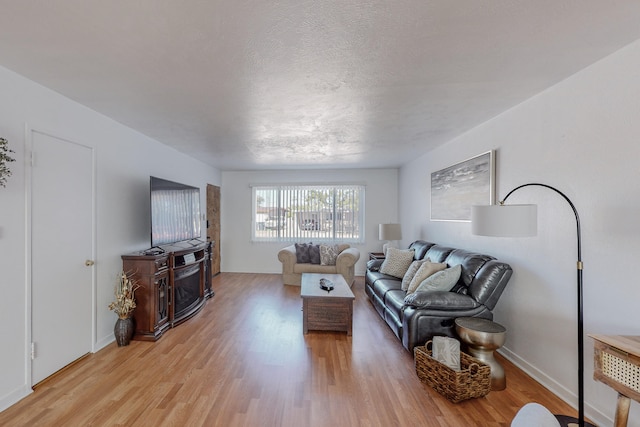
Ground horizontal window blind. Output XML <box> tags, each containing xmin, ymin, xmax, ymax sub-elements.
<box><xmin>252</xmin><ymin>184</ymin><xmax>365</xmax><ymax>243</ymax></box>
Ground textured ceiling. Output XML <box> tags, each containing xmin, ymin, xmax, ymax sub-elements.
<box><xmin>1</xmin><ymin>1</ymin><xmax>640</xmax><ymax>170</ymax></box>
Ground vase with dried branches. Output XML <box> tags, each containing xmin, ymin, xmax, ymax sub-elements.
<box><xmin>108</xmin><ymin>271</ymin><xmax>140</xmax><ymax>346</ymax></box>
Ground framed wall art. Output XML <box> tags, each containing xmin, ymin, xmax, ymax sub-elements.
<box><xmin>430</xmin><ymin>150</ymin><xmax>495</xmax><ymax>222</ymax></box>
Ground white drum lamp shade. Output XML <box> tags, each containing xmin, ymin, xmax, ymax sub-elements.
<box><xmin>379</xmin><ymin>223</ymin><xmax>402</xmax><ymax>255</ymax></box>
<box><xmin>471</xmin><ymin>204</ymin><xmax>537</xmax><ymax>237</ymax></box>
<box><xmin>379</xmin><ymin>223</ymin><xmax>402</xmax><ymax>241</ymax></box>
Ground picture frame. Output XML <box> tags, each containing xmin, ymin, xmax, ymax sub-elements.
<box><xmin>430</xmin><ymin>150</ymin><xmax>495</xmax><ymax>222</ymax></box>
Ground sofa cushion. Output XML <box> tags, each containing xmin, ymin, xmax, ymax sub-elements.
<box><xmin>366</xmin><ymin>269</ymin><xmax>388</xmax><ymax>286</ymax></box>
<box><xmin>408</xmin><ymin>240</ymin><xmax>435</xmax><ymax>261</ymax></box>
<box><xmin>295</xmin><ymin>243</ymin><xmax>311</xmax><ymax>263</ymax></box>
<box><xmin>424</xmin><ymin>245</ymin><xmax>455</xmax><ymax>263</ymax></box>
<box><xmin>384</xmin><ymin>289</ymin><xmax>407</xmax><ymax>324</ymax></box>
<box><xmin>404</xmin><ymin>290</ymin><xmax>480</xmax><ymax>310</ymax></box>
<box><xmin>372</xmin><ymin>277</ymin><xmax>403</xmax><ymax>299</ymax></box>
<box><xmin>406</xmin><ymin>260</ymin><xmax>447</xmax><ymax>294</ymax></box>
<box><xmin>293</xmin><ymin>263</ymin><xmax>338</xmax><ymax>274</ymax></box>
<box><xmin>414</xmin><ymin>264</ymin><xmax>462</xmax><ymax>293</ymax></box>
<box><xmin>379</xmin><ymin>247</ymin><xmax>415</xmax><ymax>278</ymax></box>
<box><xmin>445</xmin><ymin>249</ymin><xmax>494</xmax><ymax>287</ymax></box>
<box><xmin>308</xmin><ymin>244</ymin><xmax>321</xmax><ymax>264</ymax></box>
<box><xmin>320</xmin><ymin>243</ymin><xmax>339</xmax><ymax>265</ymax></box>
<box><xmin>468</xmin><ymin>260</ymin><xmax>513</xmax><ymax>309</ymax></box>
<box><xmin>401</xmin><ymin>259</ymin><xmax>427</xmax><ymax>291</ymax></box>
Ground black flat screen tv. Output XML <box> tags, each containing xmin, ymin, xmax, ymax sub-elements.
<box><xmin>150</xmin><ymin>176</ymin><xmax>201</xmax><ymax>247</ymax></box>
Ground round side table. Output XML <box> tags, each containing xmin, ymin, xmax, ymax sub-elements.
<box><xmin>455</xmin><ymin>317</ymin><xmax>507</xmax><ymax>391</ymax></box>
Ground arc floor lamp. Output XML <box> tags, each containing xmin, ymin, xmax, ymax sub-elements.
<box><xmin>471</xmin><ymin>183</ymin><xmax>594</xmax><ymax>427</ymax></box>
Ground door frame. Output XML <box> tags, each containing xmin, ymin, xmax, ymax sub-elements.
<box><xmin>206</xmin><ymin>184</ymin><xmax>221</xmax><ymax>276</ymax></box>
<box><xmin>24</xmin><ymin>123</ymin><xmax>97</xmax><ymax>387</ymax></box>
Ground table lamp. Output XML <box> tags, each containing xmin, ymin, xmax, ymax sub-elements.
<box><xmin>379</xmin><ymin>223</ymin><xmax>402</xmax><ymax>255</ymax></box>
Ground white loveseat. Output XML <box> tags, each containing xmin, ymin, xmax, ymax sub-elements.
<box><xmin>278</xmin><ymin>243</ymin><xmax>360</xmax><ymax>286</ymax></box>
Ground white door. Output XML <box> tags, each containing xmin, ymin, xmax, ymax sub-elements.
<box><xmin>31</xmin><ymin>130</ymin><xmax>94</xmax><ymax>385</ymax></box>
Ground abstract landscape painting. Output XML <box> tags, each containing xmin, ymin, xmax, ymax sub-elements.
<box><xmin>431</xmin><ymin>151</ymin><xmax>494</xmax><ymax>221</ymax></box>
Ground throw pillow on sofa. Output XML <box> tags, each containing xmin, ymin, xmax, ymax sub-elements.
<box><xmin>320</xmin><ymin>244</ymin><xmax>340</xmax><ymax>265</ymax></box>
<box><xmin>414</xmin><ymin>264</ymin><xmax>462</xmax><ymax>293</ymax></box>
<box><xmin>406</xmin><ymin>260</ymin><xmax>447</xmax><ymax>293</ymax></box>
<box><xmin>308</xmin><ymin>244</ymin><xmax>321</xmax><ymax>264</ymax></box>
<box><xmin>379</xmin><ymin>247</ymin><xmax>415</xmax><ymax>279</ymax></box>
<box><xmin>295</xmin><ymin>243</ymin><xmax>311</xmax><ymax>263</ymax></box>
<box><xmin>401</xmin><ymin>259</ymin><xmax>428</xmax><ymax>291</ymax></box>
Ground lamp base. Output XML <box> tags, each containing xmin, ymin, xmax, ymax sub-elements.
<box><xmin>382</xmin><ymin>241</ymin><xmax>397</xmax><ymax>255</ymax></box>
<box><xmin>554</xmin><ymin>415</ymin><xmax>597</xmax><ymax>427</ymax></box>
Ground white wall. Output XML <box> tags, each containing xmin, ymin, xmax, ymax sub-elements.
<box><xmin>399</xmin><ymin>39</ymin><xmax>640</xmax><ymax>426</ymax></box>
<box><xmin>0</xmin><ymin>65</ymin><xmax>220</xmax><ymax>410</ymax></box>
<box><xmin>220</xmin><ymin>169</ymin><xmax>398</xmax><ymax>275</ymax></box>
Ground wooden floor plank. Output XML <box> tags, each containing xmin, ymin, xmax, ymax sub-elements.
<box><xmin>0</xmin><ymin>273</ymin><xmax>577</xmax><ymax>426</ymax></box>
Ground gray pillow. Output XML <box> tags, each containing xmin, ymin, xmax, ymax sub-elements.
<box><xmin>414</xmin><ymin>264</ymin><xmax>462</xmax><ymax>293</ymax></box>
<box><xmin>295</xmin><ymin>243</ymin><xmax>311</xmax><ymax>263</ymax></box>
<box><xmin>308</xmin><ymin>244</ymin><xmax>321</xmax><ymax>264</ymax></box>
<box><xmin>401</xmin><ymin>259</ymin><xmax>427</xmax><ymax>291</ymax></box>
<box><xmin>406</xmin><ymin>260</ymin><xmax>447</xmax><ymax>293</ymax></box>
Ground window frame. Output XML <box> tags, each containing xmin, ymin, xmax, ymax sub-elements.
<box><xmin>251</xmin><ymin>184</ymin><xmax>365</xmax><ymax>244</ymax></box>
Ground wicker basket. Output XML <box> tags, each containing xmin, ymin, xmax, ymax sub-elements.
<box><xmin>414</xmin><ymin>342</ymin><xmax>491</xmax><ymax>403</ymax></box>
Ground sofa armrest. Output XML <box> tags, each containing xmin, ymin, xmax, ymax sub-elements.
<box><xmin>336</xmin><ymin>247</ymin><xmax>360</xmax><ymax>285</ymax></box>
<box><xmin>366</xmin><ymin>259</ymin><xmax>383</xmax><ymax>272</ymax></box>
<box><xmin>404</xmin><ymin>290</ymin><xmax>480</xmax><ymax>310</ymax></box>
<box><xmin>278</xmin><ymin>244</ymin><xmax>297</xmax><ymax>274</ymax></box>
<box><xmin>336</xmin><ymin>247</ymin><xmax>360</xmax><ymax>267</ymax></box>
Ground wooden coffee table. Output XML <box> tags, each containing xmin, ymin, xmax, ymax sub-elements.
<box><xmin>301</xmin><ymin>273</ymin><xmax>355</xmax><ymax>335</ymax></box>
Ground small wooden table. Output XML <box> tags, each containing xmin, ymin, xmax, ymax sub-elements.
<box><xmin>589</xmin><ymin>335</ymin><xmax>640</xmax><ymax>427</ymax></box>
<box><xmin>301</xmin><ymin>273</ymin><xmax>355</xmax><ymax>335</ymax></box>
<box><xmin>368</xmin><ymin>252</ymin><xmax>385</xmax><ymax>261</ymax></box>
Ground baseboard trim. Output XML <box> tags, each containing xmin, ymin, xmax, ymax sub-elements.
<box><xmin>0</xmin><ymin>385</ymin><xmax>32</xmax><ymax>413</ymax></box>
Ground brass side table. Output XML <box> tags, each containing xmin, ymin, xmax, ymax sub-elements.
<box><xmin>455</xmin><ymin>317</ymin><xmax>507</xmax><ymax>390</ymax></box>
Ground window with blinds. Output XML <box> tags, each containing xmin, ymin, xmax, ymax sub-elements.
<box><xmin>252</xmin><ymin>184</ymin><xmax>365</xmax><ymax>243</ymax></box>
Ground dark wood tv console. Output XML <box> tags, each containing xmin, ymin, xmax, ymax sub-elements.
<box><xmin>122</xmin><ymin>240</ymin><xmax>214</xmax><ymax>341</ymax></box>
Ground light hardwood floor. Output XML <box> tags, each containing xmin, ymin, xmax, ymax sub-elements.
<box><xmin>0</xmin><ymin>273</ymin><xmax>577</xmax><ymax>426</ymax></box>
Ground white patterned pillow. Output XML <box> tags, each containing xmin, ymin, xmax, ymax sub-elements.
<box><xmin>319</xmin><ymin>244</ymin><xmax>339</xmax><ymax>266</ymax></box>
<box><xmin>401</xmin><ymin>259</ymin><xmax>428</xmax><ymax>291</ymax></box>
<box><xmin>406</xmin><ymin>260</ymin><xmax>447</xmax><ymax>293</ymax></box>
<box><xmin>414</xmin><ymin>264</ymin><xmax>462</xmax><ymax>293</ymax></box>
<box><xmin>379</xmin><ymin>247</ymin><xmax>415</xmax><ymax>279</ymax></box>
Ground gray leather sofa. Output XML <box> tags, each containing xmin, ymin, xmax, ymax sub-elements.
<box><xmin>365</xmin><ymin>240</ymin><xmax>512</xmax><ymax>351</ymax></box>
